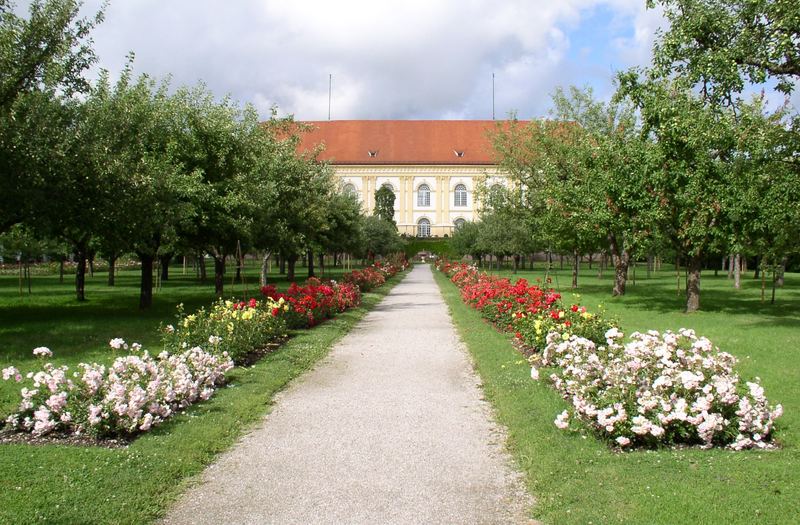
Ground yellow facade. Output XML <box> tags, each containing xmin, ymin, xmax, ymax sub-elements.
<box><xmin>334</xmin><ymin>165</ymin><xmax>507</xmax><ymax>237</ymax></box>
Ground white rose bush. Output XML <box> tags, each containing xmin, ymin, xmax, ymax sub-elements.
<box><xmin>536</xmin><ymin>328</ymin><xmax>782</xmax><ymax>450</ymax></box>
<box><xmin>3</xmin><ymin>342</ymin><xmax>233</xmax><ymax>438</ymax></box>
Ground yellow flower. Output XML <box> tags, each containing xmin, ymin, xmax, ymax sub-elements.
<box><xmin>283</xmin><ymin>305</ymin><xmax>289</xmax><ymax>312</ymax></box>
<box><xmin>225</xmin><ymin>300</ymin><xmax>233</xmax><ymax>308</ymax></box>
<box><xmin>562</xmin><ymin>332</ymin><xmax>570</xmax><ymax>341</ymax></box>
<box><xmin>558</xmin><ymin>311</ymin><xmax>565</xmax><ymax>319</ymax></box>
<box><xmin>534</xmin><ymin>319</ymin><xmax>542</xmax><ymax>329</ymax></box>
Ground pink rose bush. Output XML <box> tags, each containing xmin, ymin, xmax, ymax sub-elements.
<box><xmin>436</xmin><ymin>259</ymin><xmax>782</xmax><ymax>450</ymax></box>
<box><xmin>3</xmin><ymin>342</ymin><xmax>233</xmax><ymax>437</ymax></box>
<box><xmin>536</xmin><ymin>328</ymin><xmax>782</xmax><ymax>450</ymax></box>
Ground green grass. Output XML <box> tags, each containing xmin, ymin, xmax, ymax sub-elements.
<box><xmin>433</xmin><ymin>263</ymin><xmax>800</xmax><ymax>524</ymax></box>
<box><xmin>0</xmin><ymin>264</ymin><xmax>406</xmax><ymax>524</ymax></box>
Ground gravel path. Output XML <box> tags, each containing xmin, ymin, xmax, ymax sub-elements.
<box><xmin>163</xmin><ymin>264</ymin><xmax>535</xmax><ymax>525</ymax></box>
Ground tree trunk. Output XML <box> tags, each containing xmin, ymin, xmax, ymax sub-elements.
<box><xmin>260</xmin><ymin>251</ymin><xmax>271</xmax><ymax>286</ymax></box>
<box><xmin>307</xmin><ymin>249</ymin><xmax>315</xmax><ymax>278</ymax></box>
<box><xmin>608</xmin><ymin>234</ymin><xmax>628</xmax><ymax>296</ymax></box>
<box><xmin>675</xmin><ymin>254</ymin><xmax>682</xmax><ymax>296</ymax></box>
<box><xmin>139</xmin><ymin>254</ymin><xmax>154</xmax><ymax>309</ymax></box>
<box><xmin>75</xmin><ymin>244</ymin><xmax>88</xmax><ymax>301</ymax></box>
<box><xmin>588</xmin><ymin>253</ymin><xmax>593</xmax><ymax>270</ymax></box>
<box><xmin>319</xmin><ymin>253</ymin><xmax>325</xmax><ymax>276</ymax></box>
<box><xmin>108</xmin><ymin>255</ymin><xmax>117</xmax><ymax>286</ymax></box>
<box><xmin>733</xmin><ymin>253</ymin><xmax>741</xmax><ymax>290</ymax></box>
<box><xmin>753</xmin><ymin>255</ymin><xmax>760</xmax><ymax>279</ymax></box>
<box><xmin>559</xmin><ymin>254</ymin><xmax>564</xmax><ymax>270</ymax></box>
<box><xmin>686</xmin><ymin>255</ymin><xmax>703</xmax><ymax>312</ymax></box>
<box><xmin>89</xmin><ymin>253</ymin><xmax>95</xmax><ymax>277</ymax></box>
<box><xmin>513</xmin><ymin>254</ymin><xmax>520</xmax><ymax>273</ymax></box>
<box><xmin>727</xmin><ymin>254</ymin><xmax>734</xmax><ymax>279</ymax></box>
<box><xmin>647</xmin><ymin>254</ymin><xmax>653</xmax><ymax>279</ymax></box>
<box><xmin>571</xmin><ymin>250</ymin><xmax>578</xmax><ymax>289</ymax></box>
<box><xmin>198</xmin><ymin>253</ymin><xmax>207</xmax><ymax>282</ymax></box>
<box><xmin>159</xmin><ymin>254</ymin><xmax>171</xmax><ymax>282</ymax></box>
<box><xmin>597</xmin><ymin>253</ymin><xmax>604</xmax><ymax>279</ymax></box>
<box><xmin>776</xmin><ymin>256</ymin><xmax>787</xmax><ymax>288</ymax></box>
<box><xmin>279</xmin><ymin>255</ymin><xmax>286</xmax><ymax>275</ymax></box>
<box><xmin>59</xmin><ymin>259</ymin><xmax>65</xmax><ymax>284</ymax></box>
<box><xmin>286</xmin><ymin>254</ymin><xmax>298</xmax><ymax>282</ymax></box>
<box><xmin>213</xmin><ymin>255</ymin><xmax>225</xmax><ymax>296</ymax></box>
<box><xmin>762</xmin><ymin>268</ymin><xmax>778</xmax><ymax>304</ymax></box>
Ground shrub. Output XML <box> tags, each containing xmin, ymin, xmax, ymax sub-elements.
<box><xmin>261</xmin><ymin>278</ymin><xmax>362</xmax><ymax>329</ymax></box>
<box><xmin>162</xmin><ymin>298</ymin><xmax>287</xmax><ymax>364</ymax></box>
<box><xmin>536</xmin><ymin>329</ymin><xmax>782</xmax><ymax>450</ymax></box>
<box><xmin>3</xmin><ymin>343</ymin><xmax>233</xmax><ymax>438</ymax></box>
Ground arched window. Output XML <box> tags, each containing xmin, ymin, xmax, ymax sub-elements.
<box><xmin>417</xmin><ymin>184</ymin><xmax>431</xmax><ymax>207</ymax></box>
<box><xmin>454</xmin><ymin>184</ymin><xmax>467</xmax><ymax>207</ymax></box>
<box><xmin>342</xmin><ymin>183</ymin><xmax>357</xmax><ymax>197</ymax></box>
<box><xmin>454</xmin><ymin>218</ymin><xmax>466</xmax><ymax>230</ymax></box>
<box><xmin>417</xmin><ymin>218</ymin><xmax>431</xmax><ymax>238</ymax></box>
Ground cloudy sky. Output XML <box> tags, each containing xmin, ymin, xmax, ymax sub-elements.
<box><xmin>70</xmin><ymin>0</ymin><xmax>668</xmax><ymax>120</ymax></box>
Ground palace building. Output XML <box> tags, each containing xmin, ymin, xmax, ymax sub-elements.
<box><xmin>298</xmin><ymin>120</ymin><xmax>508</xmax><ymax>238</ymax></box>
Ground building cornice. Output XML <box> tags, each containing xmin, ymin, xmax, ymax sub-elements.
<box><xmin>332</xmin><ymin>165</ymin><xmax>504</xmax><ymax>175</ymax></box>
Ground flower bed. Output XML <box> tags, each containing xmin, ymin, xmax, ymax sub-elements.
<box><xmin>435</xmin><ymin>259</ymin><xmax>782</xmax><ymax>450</ymax></box>
<box><xmin>3</xmin><ymin>342</ymin><xmax>232</xmax><ymax>437</ymax></box>
<box><xmin>163</xmin><ymin>298</ymin><xmax>288</xmax><ymax>363</ymax></box>
<box><xmin>260</xmin><ymin>278</ymin><xmax>361</xmax><ymax>329</ymax></box>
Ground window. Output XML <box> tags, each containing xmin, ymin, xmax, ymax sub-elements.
<box><xmin>454</xmin><ymin>184</ymin><xmax>467</xmax><ymax>207</ymax></box>
<box><xmin>454</xmin><ymin>218</ymin><xmax>466</xmax><ymax>230</ymax></box>
<box><xmin>343</xmin><ymin>183</ymin><xmax>357</xmax><ymax>196</ymax></box>
<box><xmin>417</xmin><ymin>218</ymin><xmax>431</xmax><ymax>238</ymax></box>
<box><xmin>417</xmin><ymin>184</ymin><xmax>431</xmax><ymax>207</ymax></box>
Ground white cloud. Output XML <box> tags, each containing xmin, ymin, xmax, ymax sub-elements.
<box><xmin>70</xmin><ymin>0</ymin><xmax>664</xmax><ymax>120</ymax></box>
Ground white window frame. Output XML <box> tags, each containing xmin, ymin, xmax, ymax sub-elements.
<box><xmin>417</xmin><ymin>184</ymin><xmax>431</xmax><ymax>207</ymax></box>
<box><xmin>417</xmin><ymin>218</ymin><xmax>431</xmax><ymax>237</ymax></box>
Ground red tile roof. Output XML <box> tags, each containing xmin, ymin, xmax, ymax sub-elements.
<box><xmin>298</xmin><ymin>120</ymin><xmax>508</xmax><ymax>165</ymax></box>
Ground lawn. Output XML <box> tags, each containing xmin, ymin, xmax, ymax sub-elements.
<box><xmin>0</xmin><ymin>261</ymin><xmax>405</xmax><ymax>524</ymax></box>
<box><xmin>434</xmin><ymin>262</ymin><xmax>799</xmax><ymax>524</ymax></box>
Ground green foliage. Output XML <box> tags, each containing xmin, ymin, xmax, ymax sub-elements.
<box><xmin>650</xmin><ymin>0</ymin><xmax>800</xmax><ymax>101</ymax></box>
<box><xmin>449</xmin><ymin>221</ymin><xmax>483</xmax><ymax>259</ymax></box>
<box><xmin>360</xmin><ymin>215</ymin><xmax>404</xmax><ymax>258</ymax></box>
<box><xmin>373</xmin><ymin>185</ymin><xmax>396</xmax><ymax>225</ymax></box>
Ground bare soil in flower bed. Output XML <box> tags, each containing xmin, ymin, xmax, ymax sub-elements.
<box><xmin>235</xmin><ymin>337</ymin><xmax>289</xmax><ymax>367</ymax></box>
<box><xmin>0</xmin><ymin>428</ymin><xmax>130</xmax><ymax>448</ymax></box>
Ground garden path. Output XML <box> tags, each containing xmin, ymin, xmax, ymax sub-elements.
<box><xmin>163</xmin><ymin>264</ymin><xmax>535</xmax><ymax>524</ymax></box>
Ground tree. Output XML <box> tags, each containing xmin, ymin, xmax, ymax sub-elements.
<box><xmin>650</xmin><ymin>0</ymin><xmax>800</xmax><ymax>103</ymax></box>
<box><xmin>360</xmin><ymin>215</ymin><xmax>404</xmax><ymax>260</ymax></box>
<box><xmin>0</xmin><ymin>0</ymin><xmax>104</xmax><ymax>232</ymax></box>
<box><xmin>619</xmin><ymin>76</ymin><xmax>736</xmax><ymax>312</ymax></box>
<box><xmin>493</xmin><ymin>88</ymin><xmax>649</xmax><ymax>292</ymax></box>
<box><xmin>86</xmin><ymin>69</ymin><xmax>197</xmax><ymax>309</ymax></box>
<box><xmin>373</xmin><ymin>185</ymin><xmax>396</xmax><ymax>225</ymax></box>
<box><xmin>450</xmin><ymin>220</ymin><xmax>484</xmax><ymax>263</ymax></box>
